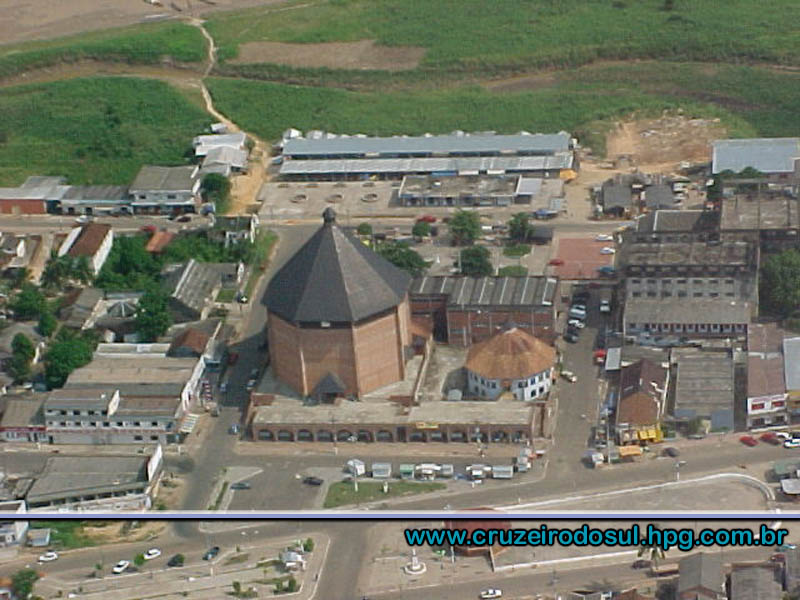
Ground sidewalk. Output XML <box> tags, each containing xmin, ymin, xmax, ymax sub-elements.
<box><xmin>40</xmin><ymin>534</ymin><xmax>330</xmax><ymax>600</ymax></box>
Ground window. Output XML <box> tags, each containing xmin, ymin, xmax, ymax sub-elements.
<box><xmin>151</xmin><ymin>421</ymin><xmax>158</xmax><ymax>427</ymax></box>
<box><xmin>72</xmin><ymin>410</ymin><xmax>80</xmax><ymax>416</ymax></box>
<box><xmin>167</xmin><ymin>194</ymin><xmax>177</xmax><ymax>200</ymax></box>
<box><xmin>632</xmin><ymin>292</ymin><xmax>642</xmax><ymax>298</ymax></box>
<box><xmin>89</xmin><ymin>422</ymin><xmax>97</xmax><ymax>427</ymax></box>
<box><xmin>647</xmin><ymin>291</ymin><xmax>657</xmax><ymax>298</ymax></box>
<box><xmin>774</xmin><ymin>401</ymin><xmax>786</xmax><ymax>408</ymax></box>
<box><xmin>518</xmin><ymin>382</ymin><xmax>525</xmax><ymax>389</ymax></box>
<box><xmin>134</xmin><ymin>435</ymin><xmax>143</xmax><ymax>441</ymax></box>
<box><xmin>709</xmin><ymin>292</ymin><xmax>719</xmax><ymax>298</ymax></box>
<box><xmin>60</xmin><ymin>422</ymin><xmax>67</xmax><ymax>427</ymax></box>
<box><xmin>662</xmin><ymin>291</ymin><xmax>672</xmax><ymax>298</ymax></box>
<box><xmin>133</xmin><ymin>421</ymin><xmax>141</xmax><ymax>427</ymax></box>
<box><xmin>694</xmin><ymin>292</ymin><xmax>703</xmax><ymax>297</ymax></box>
<box><xmin>150</xmin><ymin>435</ymin><xmax>159</xmax><ymax>441</ymax></box>
<box><xmin>103</xmin><ymin>422</ymin><xmax>110</xmax><ymax>427</ymax></box>
<box><xmin>752</xmin><ymin>403</ymin><xmax>765</xmax><ymax>411</ymax></box>
<box><xmin>678</xmin><ymin>291</ymin><xmax>687</xmax><ymax>297</ymax></box>
<box><xmin>60</xmin><ymin>410</ymin><xmax>67</xmax><ymax>416</ymax></box>
<box><xmin>139</xmin><ymin>194</ymin><xmax>146</xmax><ymax>200</ymax></box>
<box><xmin>116</xmin><ymin>421</ymin><xmax>123</xmax><ymax>427</ymax></box>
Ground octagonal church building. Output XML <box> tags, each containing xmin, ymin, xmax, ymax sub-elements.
<box><xmin>264</xmin><ymin>208</ymin><xmax>413</xmax><ymax>400</ymax></box>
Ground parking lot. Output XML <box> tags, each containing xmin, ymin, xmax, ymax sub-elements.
<box><xmin>551</xmin><ymin>237</ymin><xmax>615</xmax><ymax>280</ymax></box>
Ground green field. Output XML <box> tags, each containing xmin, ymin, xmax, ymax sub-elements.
<box><xmin>0</xmin><ymin>22</ymin><xmax>206</xmax><ymax>80</ymax></box>
<box><xmin>323</xmin><ymin>480</ymin><xmax>446</xmax><ymax>508</ymax></box>
<box><xmin>207</xmin><ymin>0</ymin><xmax>800</xmax><ymax>74</ymax></box>
<box><xmin>0</xmin><ymin>77</ymin><xmax>211</xmax><ymax>186</ymax></box>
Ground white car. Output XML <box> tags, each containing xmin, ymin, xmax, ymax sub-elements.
<box><xmin>143</xmin><ymin>548</ymin><xmax>162</xmax><ymax>560</ymax></box>
<box><xmin>600</xmin><ymin>247</ymin><xmax>616</xmax><ymax>255</ymax></box>
<box><xmin>784</xmin><ymin>439</ymin><xmax>800</xmax><ymax>449</ymax></box>
<box><xmin>480</xmin><ymin>589</ymin><xmax>503</xmax><ymax>599</ymax></box>
<box><xmin>112</xmin><ymin>560</ymin><xmax>130</xmax><ymax>574</ymax></box>
<box><xmin>38</xmin><ymin>551</ymin><xmax>58</xmax><ymax>562</ymax></box>
<box><xmin>246</xmin><ymin>378</ymin><xmax>257</xmax><ymax>390</ymax></box>
<box><xmin>776</xmin><ymin>432</ymin><xmax>791</xmax><ymax>440</ymax></box>
<box><xmin>561</xmin><ymin>370</ymin><xmax>577</xmax><ymax>383</ymax></box>
<box><xmin>595</xmin><ymin>234</ymin><xmax>614</xmax><ymax>242</ymax></box>
<box><xmin>568</xmin><ymin>319</ymin><xmax>586</xmax><ymax>329</ymax></box>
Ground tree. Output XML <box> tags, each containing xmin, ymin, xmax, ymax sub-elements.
<box><xmin>508</xmin><ymin>212</ymin><xmax>533</xmax><ymax>243</ymax></box>
<box><xmin>760</xmin><ymin>250</ymin><xmax>800</xmax><ymax>317</ymax></box>
<box><xmin>12</xmin><ymin>333</ymin><xmax>35</xmax><ymax>361</ymax></box>
<box><xmin>286</xmin><ymin>577</ymin><xmax>298</xmax><ymax>593</ymax></box>
<box><xmin>449</xmin><ymin>210</ymin><xmax>480</xmax><ymax>245</ymax></box>
<box><xmin>44</xmin><ymin>331</ymin><xmax>94</xmax><ymax>389</ymax></box>
<box><xmin>201</xmin><ymin>173</ymin><xmax>232</xmax><ymax>214</ymax></box>
<box><xmin>638</xmin><ymin>526</ymin><xmax>666</xmax><ymax>567</ymax></box>
<box><xmin>38</xmin><ymin>310</ymin><xmax>57</xmax><ymax>337</ymax></box>
<box><xmin>135</xmin><ymin>290</ymin><xmax>173</xmax><ymax>342</ymax></box>
<box><xmin>232</xmin><ymin>581</ymin><xmax>242</xmax><ymax>595</ymax></box>
<box><xmin>459</xmin><ymin>246</ymin><xmax>493</xmax><ymax>276</ymax></box>
<box><xmin>303</xmin><ymin>537</ymin><xmax>314</xmax><ymax>553</ymax></box>
<box><xmin>12</xmin><ymin>568</ymin><xmax>39</xmax><ymax>599</ymax></box>
<box><xmin>411</xmin><ymin>221</ymin><xmax>431</xmax><ymax>238</ymax></box>
<box><xmin>356</xmin><ymin>222</ymin><xmax>373</xmax><ymax>236</ymax></box>
<box><xmin>376</xmin><ymin>242</ymin><xmax>428</xmax><ymax>277</ymax></box>
<box><xmin>10</xmin><ymin>283</ymin><xmax>45</xmax><ymax>320</ymax></box>
<box><xmin>73</xmin><ymin>256</ymin><xmax>93</xmax><ymax>284</ymax></box>
<box><xmin>134</xmin><ymin>553</ymin><xmax>146</xmax><ymax>568</ymax></box>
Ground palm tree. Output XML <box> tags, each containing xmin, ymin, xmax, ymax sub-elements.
<box><xmin>73</xmin><ymin>256</ymin><xmax>93</xmax><ymax>284</ymax></box>
<box><xmin>639</xmin><ymin>526</ymin><xmax>666</xmax><ymax>567</ymax></box>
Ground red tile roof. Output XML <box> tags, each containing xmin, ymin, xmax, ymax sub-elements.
<box><xmin>465</xmin><ymin>327</ymin><xmax>555</xmax><ymax>379</ymax></box>
<box><xmin>68</xmin><ymin>223</ymin><xmax>111</xmax><ymax>257</ymax></box>
<box><xmin>145</xmin><ymin>231</ymin><xmax>175</xmax><ymax>253</ymax></box>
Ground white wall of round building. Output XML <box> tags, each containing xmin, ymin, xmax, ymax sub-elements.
<box><xmin>467</xmin><ymin>368</ymin><xmax>552</xmax><ymax>401</ymax></box>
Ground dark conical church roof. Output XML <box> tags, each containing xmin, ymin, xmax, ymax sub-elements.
<box><xmin>265</xmin><ymin>209</ymin><xmax>411</xmax><ymax>323</ymax></box>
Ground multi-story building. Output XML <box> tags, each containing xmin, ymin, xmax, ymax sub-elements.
<box><xmin>129</xmin><ymin>165</ymin><xmax>200</xmax><ymax>214</ymax></box>
<box><xmin>747</xmin><ymin>324</ymin><xmax>787</xmax><ymax>428</ymax></box>
<box><xmin>0</xmin><ymin>500</ymin><xmax>27</xmax><ymax>547</ymax></box>
<box><xmin>58</xmin><ymin>223</ymin><xmax>114</xmax><ymax>275</ymax></box>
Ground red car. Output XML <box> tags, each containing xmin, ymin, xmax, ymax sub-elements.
<box><xmin>760</xmin><ymin>432</ymin><xmax>781</xmax><ymax>445</ymax></box>
<box><xmin>416</xmin><ymin>215</ymin><xmax>436</xmax><ymax>224</ymax></box>
<box><xmin>739</xmin><ymin>435</ymin><xmax>758</xmax><ymax>447</ymax></box>
<box><xmin>548</xmin><ymin>258</ymin><xmax>565</xmax><ymax>266</ymax></box>
<box><xmin>227</xmin><ymin>352</ymin><xmax>239</xmax><ymax>366</ymax></box>
<box><xmin>140</xmin><ymin>225</ymin><xmax>157</xmax><ymax>235</ymax></box>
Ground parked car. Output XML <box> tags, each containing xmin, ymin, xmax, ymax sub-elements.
<box><xmin>568</xmin><ymin>306</ymin><xmax>587</xmax><ymax>320</ymax></box>
<box><xmin>230</xmin><ymin>482</ymin><xmax>251</xmax><ymax>490</ymax></box>
<box><xmin>548</xmin><ymin>258</ymin><xmax>564</xmax><ymax>266</ymax></box>
<box><xmin>416</xmin><ymin>215</ymin><xmax>436</xmax><ymax>223</ymax></box>
<box><xmin>595</xmin><ymin>234</ymin><xmax>614</xmax><ymax>242</ymax></box>
<box><xmin>246</xmin><ymin>378</ymin><xmax>257</xmax><ymax>390</ymax></box>
<box><xmin>564</xmin><ymin>331</ymin><xmax>579</xmax><ymax>344</ymax></box>
<box><xmin>771</xmin><ymin>553</ymin><xmax>787</xmax><ymax>563</ymax></box>
<box><xmin>177</xmin><ymin>215</ymin><xmax>192</xmax><ymax>223</ymax></box>
<box><xmin>778</xmin><ymin>543</ymin><xmax>798</xmax><ymax>551</ymax></box>
<box><xmin>632</xmin><ymin>559</ymin><xmax>652</xmax><ymax>569</ymax></box>
<box><xmin>740</xmin><ymin>435</ymin><xmax>758</xmax><ymax>447</ymax></box>
<box><xmin>75</xmin><ymin>215</ymin><xmax>90</xmax><ymax>224</ymax></box>
<box><xmin>38</xmin><ymin>551</ymin><xmax>58</xmax><ymax>563</ymax></box>
<box><xmin>140</xmin><ymin>225</ymin><xmax>157</xmax><ymax>234</ymax></box>
<box><xmin>568</xmin><ymin>319</ymin><xmax>586</xmax><ymax>329</ymax></box>
<box><xmin>202</xmin><ymin>546</ymin><xmax>220</xmax><ymax>561</ymax></box>
<box><xmin>600</xmin><ymin>247</ymin><xmax>616</xmax><ymax>255</ymax></box>
<box><xmin>228</xmin><ymin>424</ymin><xmax>240</xmax><ymax>435</ymax></box>
<box><xmin>167</xmin><ymin>554</ymin><xmax>185</xmax><ymax>568</ymax></box>
<box><xmin>112</xmin><ymin>560</ymin><xmax>130</xmax><ymax>574</ymax></box>
<box><xmin>302</xmin><ymin>476</ymin><xmax>324</xmax><ymax>486</ymax></box>
<box><xmin>560</xmin><ymin>370</ymin><xmax>577</xmax><ymax>383</ymax></box>
<box><xmin>533</xmin><ymin>208</ymin><xmax>558</xmax><ymax>220</ymax></box>
<box><xmin>227</xmin><ymin>352</ymin><xmax>239</xmax><ymax>366</ymax></box>
<box><xmin>760</xmin><ymin>432</ymin><xmax>781</xmax><ymax>445</ymax></box>
<box><xmin>784</xmin><ymin>439</ymin><xmax>800</xmax><ymax>449</ymax></box>
<box><xmin>599</xmin><ymin>300</ymin><xmax>612</xmax><ymax>313</ymax></box>
<box><xmin>480</xmin><ymin>589</ymin><xmax>503</xmax><ymax>599</ymax></box>
<box><xmin>597</xmin><ymin>266</ymin><xmax>617</xmax><ymax>277</ymax></box>
<box><xmin>776</xmin><ymin>432</ymin><xmax>791</xmax><ymax>440</ymax></box>
<box><xmin>143</xmin><ymin>548</ymin><xmax>162</xmax><ymax>561</ymax></box>
<box><xmin>662</xmin><ymin>447</ymin><xmax>680</xmax><ymax>458</ymax></box>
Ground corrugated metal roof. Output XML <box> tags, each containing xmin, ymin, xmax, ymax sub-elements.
<box><xmin>784</xmin><ymin>337</ymin><xmax>800</xmax><ymax>390</ymax></box>
<box><xmin>712</xmin><ymin>137</ymin><xmax>800</xmax><ymax>174</ymax></box>
<box><xmin>130</xmin><ymin>166</ymin><xmax>197</xmax><ymax>192</ymax></box>
<box><xmin>284</xmin><ymin>131</ymin><xmax>570</xmax><ymax>157</ymax></box>
<box><xmin>409</xmin><ymin>275</ymin><xmax>556</xmax><ymax>307</ymax></box>
<box><xmin>280</xmin><ymin>154</ymin><xmax>573</xmax><ymax>176</ymax></box>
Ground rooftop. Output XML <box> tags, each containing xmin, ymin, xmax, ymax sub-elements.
<box><xmin>202</xmin><ymin>145</ymin><xmax>248</xmax><ymax>169</ymax></box>
<box><xmin>283</xmin><ymin>131</ymin><xmax>571</xmax><ymax>157</ymax></box>
<box><xmin>625</xmin><ymin>298</ymin><xmax>751</xmax><ymax>325</ymax></box>
<box><xmin>115</xmin><ymin>397</ymin><xmax>180</xmax><ymax>418</ymax></box>
<box><xmin>168</xmin><ymin>327</ymin><xmax>210</xmax><ymax>357</ymax></box>
<box><xmin>130</xmin><ymin>165</ymin><xmax>197</xmax><ymax>192</ymax></box>
<box><xmin>61</xmin><ymin>185</ymin><xmax>129</xmax><ymax>202</ymax></box>
<box><xmin>621</xmin><ymin>238</ymin><xmax>754</xmax><ymax>270</ymax></box>
<box><xmin>643</xmin><ymin>184</ymin><xmax>676</xmax><ymax>209</ymax></box>
<box><xmin>162</xmin><ymin>259</ymin><xmax>224</xmax><ymax>315</ymax></box>
<box><xmin>673</xmin><ymin>350</ymin><xmax>734</xmax><ymax>416</ymax></box>
<box><xmin>398</xmin><ymin>175</ymin><xmax>518</xmax><ymax>198</ymax></box>
<box><xmin>145</xmin><ymin>231</ymin><xmax>174</xmax><ymax>253</ymax></box>
<box><xmin>783</xmin><ymin>337</ymin><xmax>800</xmax><ymax>390</ymax></box>
<box><xmin>748</xmin><ymin>323</ymin><xmax>785</xmax><ymax>355</ymax></box>
<box><xmin>679</xmin><ymin>552</ymin><xmax>722</xmax><ymax>595</ymax></box>
<box><xmin>279</xmin><ymin>154</ymin><xmax>574</xmax><ymax>176</ymax></box>
<box><xmin>45</xmin><ymin>388</ymin><xmax>116</xmax><ymax>410</ymax></box>
<box><xmin>634</xmin><ymin>210</ymin><xmax>720</xmax><ymax>234</ymax></box>
<box><xmin>712</xmin><ymin>137</ymin><xmax>800</xmax><ymax>174</ymax></box>
<box><xmin>26</xmin><ymin>455</ymin><xmax>149</xmax><ymax>504</ymax></box>
<box><xmin>465</xmin><ymin>327</ymin><xmax>556</xmax><ymax>380</ymax></box>
<box><xmin>747</xmin><ymin>355</ymin><xmax>785</xmax><ymax>399</ymax></box>
<box><xmin>720</xmin><ymin>196</ymin><xmax>800</xmax><ymax>230</ymax></box>
<box><xmin>0</xmin><ymin>398</ymin><xmax>44</xmax><ymax>429</ymax></box>
<box><xmin>252</xmin><ymin>398</ymin><xmax>532</xmax><ymax>427</ymax></box>
<box><xmin>730</xmin><ymin>566</ymin><xmax>782</xmax><ymax>600</ymax></box>
<box><xmin>67</xmin><ymin>223</ymin><xmax>111</xmax><ymax>258</ymax></box>
<box><xmin>410</xmin><ymin>275</ymin><xmax>557</xmax><ymax>307</ymax></box>
<box><xmin>265</xmin><ymin>209</ymin><xmax>411</xmax><ymax>323</ymax></box>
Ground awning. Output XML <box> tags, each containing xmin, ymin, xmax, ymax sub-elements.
<box><xmin>619</xmin><ymin>445</ymin><xmax>643</xmax><ymax>457</ymax></box>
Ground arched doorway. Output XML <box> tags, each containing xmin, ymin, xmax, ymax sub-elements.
<box><xmin>316</xmin><ymin>430</ymin><xmax>333</xmax><ymax>442</ymax></box>
<box><xmin>277</xmin><ymin>430</ymin><xmax>294</xmax><ymax>441</ymax></box>
<box><xmin>375</xmin><ymin>430</ymin><xmax>393</xmax><ymax>442</ymax></box>
<box><xmin>337</xmin><ymin>430</ymin><xmax>354</xmax><ymax>442</ymax></box>
<box><xmin>408</xmin><ymin>432</ymin><xmax>427</xmax><ymax>442</ymax></box>
<box><xmin>357</xmin><ymin>430</ymin><xmax>373</xmax><ymax>442</ymax></box>
<box><xmin>257</xmin><ymin>429</ymin><xmax>274</xmax><ymax>441</ymax></box>
<box><xmin>297</xmin><ymin>429</ymin><xmax>314</xmax><ymax>442</ymax></box>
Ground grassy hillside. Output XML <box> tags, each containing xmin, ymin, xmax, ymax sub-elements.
<box><xmin>207</xmin><ymin>0</ymin><xmax>800</xmax><ymax>75</ymax></box>
<box><xmin>205</xmin><ymin>60</ymin><xmax>800</xmax><ymax>153</ymax></box>
<box><xmin>0</xmin><ymin>21</ymin><xmax>206</xmax><ymax>80</ymax></box>
<box><xmin>0</xmin><ymin>77</ymin><xmax>211</xmax><ymax>186</ymax></box>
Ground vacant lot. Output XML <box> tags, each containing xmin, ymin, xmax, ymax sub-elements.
<box><xmin>232</xmin><ymin>39</ymin><xmax>425</xmax><ymax>70</ymax></box>
<box><xmin>0</xmin><ymin>77</ymin><xmax>210</xmax><ymax>186</ymax></box>
<box><xmin>207</xmin><ymin>0</ymin><xmax>800</xmax><ymax>75</ymax></box>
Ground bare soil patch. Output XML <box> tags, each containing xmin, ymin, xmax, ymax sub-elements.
<box><xmin>605</xmin><ymin>113</ymin><xmax>726</xmax><ymax>169</ymax></box>
<box><xmin>0</xmin><ymin>0</ymin><xmax>287</xmax><ymax>46</ymax></box>
<box><xmin>230</xmin><ymin>39</ymin><xmax>425</xmax><ymax>71</ymax></box>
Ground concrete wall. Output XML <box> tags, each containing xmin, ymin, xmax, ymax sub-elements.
<box><xmin>467</xmin><ymin>367</ymin><xmax>553</xmax><ymax>401</ymax></box>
